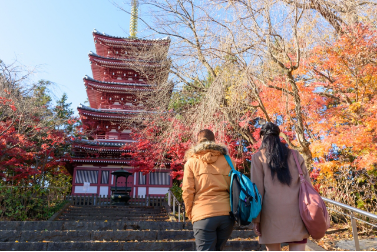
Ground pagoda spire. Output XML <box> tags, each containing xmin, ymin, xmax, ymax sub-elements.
<box><xmin>130</xmin><ymin>0</ymin><xmax>139</xmax><ymax>38</ymax></box>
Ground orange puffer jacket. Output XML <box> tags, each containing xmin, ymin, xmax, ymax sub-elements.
<box><xmin>182</xmin><ymin>141</ymin><xmax>234</xmax><ymax>223</ymax></box>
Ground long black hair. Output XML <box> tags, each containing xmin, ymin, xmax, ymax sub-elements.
<box><xmin>260</xmin><ymin>122</ymin><xmax>292</xmax><ymax>186</ymax></box>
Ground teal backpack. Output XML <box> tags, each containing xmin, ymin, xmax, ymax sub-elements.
<box><xmin>225</xmin><ymin>155</ymin><xmax>262</xmax><ymax>225</ymax></box>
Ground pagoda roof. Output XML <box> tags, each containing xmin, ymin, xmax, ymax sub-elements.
<box><xmin>93</xmin><ymin>30</ymin><xmax>170</xmax><ymax>58</ymax></box>
<box><xmin>89</xmin><ymin>52</ymin><xmax>163</xmax><ymax>80</ymax></box>
<box><xmin>63</xmin><ymin>157</ymin><xmax>132</xmax><ymax>165</ymax></box>
<box><xmin>78</xmin><ymin>104</ymin><xmax>150</xmax><ymax>122</ymax></box>
<box><xmin>93</xmin><ymin>29</ymin><xmax>170</xmax><ymax>44</ymax></box>
<box><xmin>78</xmin><ymin>104</ymin><xmax>151</xmax><ymax>115</ymax></box>
<box><xmin>89</xmin><ymin>51</ymin><xmax>162</xmax><ymax>63</ymax></box>
<box><xmin>84</xmin><ymin>75</ymin><xmax>153</xmax><ymax>108</ymax></box>
<box><xmin>84</xmin><ymin>75</ymin><xmax>153</xmax><ymax>87</ymax></box>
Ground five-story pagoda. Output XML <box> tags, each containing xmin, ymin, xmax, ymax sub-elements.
<box><xmin>68</xmin><ymin>7</ymin><xmax>172</xmax><ymax>198</ymax></box>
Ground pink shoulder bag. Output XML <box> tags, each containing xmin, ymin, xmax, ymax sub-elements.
<box><xmin>292</xmin><ymin>151</ymin><xmax>330</xmax><ymax>239</ymax></box>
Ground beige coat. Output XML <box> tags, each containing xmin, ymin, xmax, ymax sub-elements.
<box><xmin>182</xmin><ymin>142</ymin><xmax>235</xmax><ymax>223</ymax></box>
<box><xmin>251</xmin><ymin>149</ymin><xmax>311</xmax><ymax>244</ymax></box>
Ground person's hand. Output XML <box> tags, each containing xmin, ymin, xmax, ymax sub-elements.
<box><xmin>253</xmin><ymin>222</ymin><xmax>261</xmax><ymax>236</ymax></box>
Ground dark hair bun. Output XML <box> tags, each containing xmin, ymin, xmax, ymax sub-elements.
<box><xmin>260</xmin><ymin>122</ymin><xmax>280</xmax><ymax>137</ymax></box>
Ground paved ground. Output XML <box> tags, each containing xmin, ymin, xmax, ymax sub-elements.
<box><xmin>336</xmin><ymin>238</ymin><xmax>377</xmax><ymax>250</ymax></box>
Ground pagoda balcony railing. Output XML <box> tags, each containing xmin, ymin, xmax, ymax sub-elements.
<box><xmin>94</xmin><ymin>135</ymin><xmax>134</xmax><ymax>142</ymax></box>
<box><xmin>100</xmin><ymin>106</ymin><xmax>144</xmax><ymax>111</ymax></box>
<box><xmin>95</xmin><ymin>135</ymin><xmax>116</xmax><ymax>140</ymax></box>
<box><xmin>70</xmin><ymin>155</ymin><xmax>132</xmax><ymax>160</ymax></box>
<box><xmin>73</xmin><ymin>139</ymin><xmax>127</xmax><ymax>146</ymax></box>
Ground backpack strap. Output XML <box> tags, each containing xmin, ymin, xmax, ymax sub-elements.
<box><xmin>224</xmin><ymin>155</ymin><xmax>236</xmax><ymax>176</ymax></box>
<box><xmin>226</xmin><ymin>154</ymin><xmax>256</xmax><ymax>201</ymax></box>
<box><xmin>292</xmin><ymin>150</ymin><xmax>304</xmax><ymax>178</ymax></box>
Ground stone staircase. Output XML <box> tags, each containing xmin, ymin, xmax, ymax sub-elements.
<box><xmin>0</xmin><ymin>205</ymin><xmax>261</xmax><ymax>250</ymax></box>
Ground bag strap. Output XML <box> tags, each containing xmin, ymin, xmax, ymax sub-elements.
<box><xmin>225</xmin><ymin>154</ymin><xmax>236</xmax><ymax>174</ymax></box>
<box><xmin>292</xmin><ymin>150</ymin><xmax>304</xmax><ymax>178</ymax></box>
<box><xmin>226</xmin><ymin>154</ymin><xmax>259</xmax><ymax>201</ymax></box>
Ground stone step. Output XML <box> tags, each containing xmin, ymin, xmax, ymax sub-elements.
<box><xmin>64</xmin><ymin>210</ymin><xmax>166</xmax><ymax>214</ymax></box>
<box><xmin>60</xmin><ymin>213</ymin><xmax>168</xmax><ymax>220</ymax></box>
<box><xmin>0</xmin><ymin>240</ymin><xmax>261</xmax><ymax>251</ymax></box>
<box><xmin>62</xmin><ymin>212</ymin><xmax>167</xmax><ymax>216</ymax></box>
<box><xmin>57</xmin><ymin>217</ymin><xmax>169</xmax><ymax>221</ymax></box>
<box><xmin>61</xmin><ymin>213</ymin><xmax>168</xmax><ymax>220</ymax></box>
<box><xmin>0</xmin><ymin>230</ymin><xmax>256</xmax><ymax>242</ymax></box>
<box><xmin>67</xmin><ymin>206</ymin><xmax>165</xmax><ymax>210</ymax></box>
<box><xmin>64</xmin><ymin>209</ymin><xmax>166</xmax><ymax>213</ymax></box>
<box><xmin>68</xmin><ymin>206</ymin><xmax>165</xmax><ymax>211</ymax></box>
<box><xmin>0</xmin><ymin>221</ymin><xmax>187</xmax><ymax>231</ymax></box>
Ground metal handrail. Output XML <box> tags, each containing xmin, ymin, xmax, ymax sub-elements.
<box><xmin>167</xmin><ymin>189</ymin><xmax>185</xmax><ymax>222</ymax></box>
<box><xmin>322</xmin><ymin>197</ymin><xmax>377</xmax><ymax>251</ymax></box>
<box><xmin>322</xmin><ymin>197</ymin><xmax>377</xmax><ymax>221</ymax></box>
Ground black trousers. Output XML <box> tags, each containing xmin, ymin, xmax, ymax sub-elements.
<box><xmin>193</xmin><ymin>215</ymin><xmax>235</xmax><ymax>251</ymax></box>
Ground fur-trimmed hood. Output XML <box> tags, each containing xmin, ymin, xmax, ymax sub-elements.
<box><xmin>185</xmin><ymin>141</ymin><xmax>228</xmax><ymax>164</ymax></box>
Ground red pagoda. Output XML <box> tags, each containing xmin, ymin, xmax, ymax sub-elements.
<box><xmin>68</xmin><ymin>28</ymin><xmax>172</xmax><ymax>198</ymax></box>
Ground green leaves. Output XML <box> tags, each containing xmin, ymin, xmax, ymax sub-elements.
<box><xmin>0</xmin><ymin>185</ymin><xmax>69</xmax><ymax>221</ymax></box>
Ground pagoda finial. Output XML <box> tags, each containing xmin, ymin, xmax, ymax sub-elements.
<box><xmin>130</xmin><ymin>0</ymin><xmax>139</xmax><ymax>38</ymax></box>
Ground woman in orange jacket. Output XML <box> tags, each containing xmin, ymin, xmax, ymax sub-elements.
<box><xmin>182</xmin><ymin>129</ymin><xmax>235</xmax><ymax>251</ymax></box>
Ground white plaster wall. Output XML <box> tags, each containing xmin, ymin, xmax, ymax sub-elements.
<box><xmin>148</xmin><ymin>187</ymin><xmax>169</xmax><ymax>195</ymax></box>
<box><xmin>74</xmin><ymin>186</ymin><xmax>97</xmax><ymax>194</ymax></box>
<box><xmin>99</xmin><ymin>186</ymin><xmax>109</xmax><ymax>196</ymax></box>
<box><xmin>138</xmin><ymin>187</ymin><xmax>147</xmax><ymax>197</ymax></box>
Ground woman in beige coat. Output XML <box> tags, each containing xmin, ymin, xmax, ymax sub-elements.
<box><xmin>251</xmin><ymin>122</ymin><xmax>312</xmax><ymax>251</ymax></box>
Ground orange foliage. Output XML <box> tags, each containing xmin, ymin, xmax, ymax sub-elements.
<box><xmin>253</xmin><ymin>24</ymin><xmax>377</xmax><ymax>179</ymax></box>
<box><xmin>305</xmin><ymin>24</ymin><xmax>377</xmax><ymax>173</ymax></box>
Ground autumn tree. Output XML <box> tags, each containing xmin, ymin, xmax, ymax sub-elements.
<box><xmin>115</xmin><ymin>1</ymin><xmax>377</xmax><ymax>209</ymax></box>
<box><xmin>0</xmin><ymin>60</ymin><xmax>77</xmax><ymax>189</ymax></box>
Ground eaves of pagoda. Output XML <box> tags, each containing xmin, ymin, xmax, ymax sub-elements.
<box><xmin>63</xmin><ymin>157</ymin><xmax>131</xmax><ymax>165</ymax></box>
<box><xmin>78</xmin><ymin>104</ymin><xmax>150</xmax><ymax>122</ymax></box>
<box><xmin>72</xmin><ymin>139</ymin><xmax>132</xmax><ymax>152</ymax></box>
<box><xmin>83</xmin><ymin>75</ymin><xmax>154</xmax><ymax>109</ymax></box>
<box><xmin>93</xmin><ymin>29</ymin><xmax>170</xmax><ymax>57</ymax></box>
<box><xmin>89</xmin><ymin>52</ymin><xmax>163</xmax><ymax>81</ymax></box>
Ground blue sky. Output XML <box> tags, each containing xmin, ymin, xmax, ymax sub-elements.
<box><xmin>0</xmin><ymin>0</ymin><xmax>151</xmax><ymax>115</ymax></box>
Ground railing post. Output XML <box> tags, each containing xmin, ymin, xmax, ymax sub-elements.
<box><xmin>350</xmin><ymin>212</ymin><xmax>360</xmax><ymax>251</ymax></box>
<box><xmin>178</xmin><ymin>203</ymin><xmax>181</xmax><ymax>222</ymax></box>
<box><xmin>173</xmin><ymin>197</ymin><xmax>176</xmax><ymax>215</ymax></box>
<box><xmin>168</xmin><ymin>191</ymin><xmax>171</xmax><ymax>207</ymax></box>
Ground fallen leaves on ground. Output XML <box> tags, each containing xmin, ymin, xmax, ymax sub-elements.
<box><xmin>311</xmin><ymin>223</ymin><xmax>377</xmax><ymax>251</ymax></box>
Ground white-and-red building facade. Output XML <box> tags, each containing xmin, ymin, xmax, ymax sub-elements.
<box><xmin>68</xmin><ymin>29</ymin><xmax>172</xmax><ymax>197</ymax></box>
